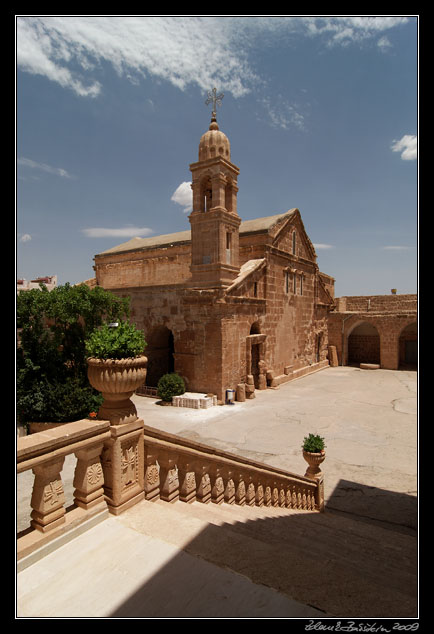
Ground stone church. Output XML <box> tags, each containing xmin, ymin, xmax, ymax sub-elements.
<box><xmin>92</xmin><ymin>111</ymin><xmax>336</xmax><ymax>400</ymax></box>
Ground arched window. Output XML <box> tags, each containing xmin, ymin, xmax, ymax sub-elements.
<box><xmin>292</xmin><ymin>231</ymin><xmax>296</xmax><ymax>255</ymax></box>
<box><xmin>201</xmin><ymin>176</ymin><xmax>212</xmax><ymax>212</ymax></box>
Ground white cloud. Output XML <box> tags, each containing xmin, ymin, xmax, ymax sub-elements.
<box><xmin>18</xmin><ymin>233</ymin><xmax>32</xmax><ymax>243</ymax></box>
<box><xmin>16</xmin><ymin>16</ymin><xmax>410</xmax><ymax>102</ymax></box>
<box><xmin>313</xmin><ymin>243</ymin><xmax>334</xmax><ymax>250</ymax></box>
<box><xmin>18</xmin><ymin>157</ymin><xmax>74</xmax><ymax>178</ymax></box>
<box><xmin>382</xmin><ymin>245</ymin><xmax>412</xmax><ymax>251</ymax></box>
<box><xmin>82</xmin><ymin>226</ymin><xmax>153</xmax><ymax>238</ymax></box>
<box><xmin>16</xmin><ymin>16</ymin><xmax>255</xmax><ymax>99</ymax></box>
<box><xmin>171</xmin><ymin>181</ymin><xmax>192</xmax><ymax>213</ymax></box>
<box><xmin>391</xmin><ymin>135</ymin><xmax>417</xmax><ymax>161</ymax></box>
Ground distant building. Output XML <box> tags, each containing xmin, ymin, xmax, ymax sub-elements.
<box><xmin>17</xmin><ymin>275</ymin><xmax>57</xmax><ymax>294</ymax></box>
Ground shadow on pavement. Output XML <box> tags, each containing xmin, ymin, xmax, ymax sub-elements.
<box><xmin>109</xmin><ymin>481</ymin><xmax>418</xmax><ymax>619</ymax></box>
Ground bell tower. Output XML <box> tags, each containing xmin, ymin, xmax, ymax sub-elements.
<box><xmin>189</xmin><ymin>89</ymin><xmax>241</xmax><ymax>288</ymax></box>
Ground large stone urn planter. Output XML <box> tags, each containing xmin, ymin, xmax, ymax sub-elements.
<box><xmin>302</xmin><ymin>450</ymin><xmax>326</xmax><ymax>480</ymax></box>
<box><xmin>87</xmin><ymin>356</ymin><xmax>147</xmax><ymax>425</ymax></box>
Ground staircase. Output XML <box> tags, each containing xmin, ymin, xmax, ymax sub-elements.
<box><xmin>17</xmin><ymin>420</ymin><xmax>418</xmax><ymax>619</ymax></box>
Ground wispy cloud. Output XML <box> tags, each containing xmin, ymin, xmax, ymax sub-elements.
<box><xmin>382</xmin><ymin>245</ymin><xmax>413</xmax><ymax>251</ymax></box>
<box><xmin>171</xmin><ymin>182</ymin><xmax>192</xmax><ymax>214</ymax></box>
<box><xmin>18</xmin><ymin>233</ymin><xmax>32</xmax><ymax>243</ymax></box>
<box><xmin>313</xmin><ymin>243</ymin><xmax>334</xmax><ymax>250</ymax></box>
<box><xmin>16</xmin><ymin>16</ymin><xmax>410</xmax><ymax>103</ymax></box>
<box><xmin>18</xmin><ymin>157</ymin><xmax>74</xmax><ymax>178</ymax></box>
<box><xmin>82</xmin><ymin>226</ymin><xmax>153</xmax><ymax>238</ymax></box>
<box><xmin>391</xmin><ymin>135</ymin><xmax>417</xmax><ymax>161</ymax></box>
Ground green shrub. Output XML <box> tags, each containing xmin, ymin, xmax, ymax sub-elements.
<box><xmin>157</xmin><ymin>373</ymin><xmax>185</xmax><ymax>403</ymax></box>
<box><xmin>85</xmin><ymin>320</ymin><xmax>146</xmax><ymax>360</ymax></box>
<box><xmin>17</xmin><ymin>283</ymin><xmax>130</xmax><ymax>424</ymax></box>
<box><xmin>17</xmin><ymin>377</ymin><xmax>103</xmax><ymax>423</ymax></box>
<box><xmin>302</xmin><ymin>433</ymin><xmax>326</xmax><ymax>453</ymax></box>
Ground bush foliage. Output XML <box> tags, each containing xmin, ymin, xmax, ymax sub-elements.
<box><xmin>17</xmin><ymin>283</ymin><xmax>130</xmax><ymax>423</ymax></box>
<box><xmin>302</xmin><ymin>433</ymin><xmax>326</xmax><ymax>453</ymax></box>
<box><xmin>85</xmin><ymin>320</ymin><xmax>146</xmax><ymax>360</ymax></box>
<box><xmin>157</xmin><ymin>373</ymin><xmax>185</xmax><ymax>403</ymax></box>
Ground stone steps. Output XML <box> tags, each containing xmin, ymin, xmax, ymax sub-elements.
<box><xmin>116</xmin><ymin>496</ymin><xmax>418</xmax><ymax>618</ymax></box>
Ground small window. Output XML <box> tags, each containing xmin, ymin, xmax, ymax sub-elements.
<box><xmin>300</xmin><ymin>274</ymin><xmax>303</xmax><ymax>296</ymax></box>
<box><xmin>293</xmin><ymin>273</ymin><xmax>297</xmax><ymax>294</ymax></box>
<box><xmin>292</xmin><ymin>231</ymin><xmax>296</xmax><ymax>255</ymax></box>
<box><xmin>226</xmin><ymin>232</ymin><xmax>231</xmax><ymax>250</ymax></box>
<box><xmin>285</xmin><ymin>271</ymin><xmax>290</xmax><ymax>293</ymax></box>
<box><xmin>253</xmin><ymin>282</ymin><xmax>258</xmax><ymax>297</ymax></box>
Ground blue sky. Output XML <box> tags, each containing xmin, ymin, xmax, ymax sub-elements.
<box><xmin>16</xmin><ymin>16</ymin><xmax>418</xmax><ymax>296</ymax></box>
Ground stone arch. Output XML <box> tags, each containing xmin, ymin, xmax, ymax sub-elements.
<box><xmin>250</xmin><ymin>321</ymin><xmax>261</xmax><ymax>335</ymax></box>
<box><xmin>398</xmin><ymin>321</ymin><xmax>417</xmax><ymax>368</ymax></box>
<box><xmin>200</xmin><ymin>174</ymin><xmax>213</xmax><ymax>212</ymax></box>
<box><xmin>144</xmin><ymin>325</ymin><xmax>175</xmax><ymax>387</ymax></box>
<box><xmin>347</xmin><ymin>321</ymin><xmax>381</xmax><ymax>366</ymax></box>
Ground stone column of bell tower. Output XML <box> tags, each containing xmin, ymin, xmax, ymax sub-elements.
<box><xmin>189</xmin><ymin>115</ymin><xmax>241</xmax><ymax>288</ymax></box>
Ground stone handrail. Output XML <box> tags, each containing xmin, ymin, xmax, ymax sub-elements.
<box><xmin>142</xmin><ymin>425</ymin><xmax>324</xmax><ymax>511</ymax></box>
<box><xmin>17</xmin><ymin>419</ymin><xmax>111</xmax><ymax>561</ymax></box>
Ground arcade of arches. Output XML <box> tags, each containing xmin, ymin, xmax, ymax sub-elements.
<box><xmin>327</xmin><ymin>294</ymin><xmax>417</xmax><ymax>370</ymax></box>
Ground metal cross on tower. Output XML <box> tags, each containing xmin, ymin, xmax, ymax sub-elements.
<box><xmin>205</xmin><ymin>87</ymin><xmax>224</xmax><ymax>120</ymax></box>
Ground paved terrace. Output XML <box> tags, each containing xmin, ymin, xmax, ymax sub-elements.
<box><xmin>16</xmin><ymin>366</ymin><xmax>418</xmax><ymax>618</ymax></box>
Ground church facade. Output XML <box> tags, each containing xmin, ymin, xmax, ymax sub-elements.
<box><xmin>93</xmin><ymin>113</ymin><xmax>335</xmax><ymax>400</ymax></box>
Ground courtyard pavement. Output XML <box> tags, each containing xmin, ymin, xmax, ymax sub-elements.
<box><xmin>16</xmin><ymin>366</ymin><xmax>418</xmax><ymax>618</ymax></box>
<box><xmin>132</xmin><ymin>365</ymin><xmax>418</xmax><ymax>532</ymax></box>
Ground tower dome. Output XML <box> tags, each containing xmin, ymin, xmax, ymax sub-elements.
<box><xmin>198</xmin><ymin>118</ymin><xmax>231</xmax><ymax>162</ymax></box>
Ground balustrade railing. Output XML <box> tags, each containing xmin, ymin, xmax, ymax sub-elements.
<box><xmin>17</xmin><ymin>417</ymin><xmax>324</xmax><ymax>566</ymax></box>
<box><xmin>17</xmin><ymin>419</ymin><xmax>110</xmax><ymax>562</ymax></box>
<box><xmin>141</xmin><ymin>425</ymin><xmax>324</xmax><ymax>513</ymax></box>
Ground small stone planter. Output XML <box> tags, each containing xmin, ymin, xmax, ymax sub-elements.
<box><xmin>87</xmin><ymin>356</ymin><xmax>147</xmax><ymax>425</ymax></box>
<box><xmin>303</xmin><ymin>450</ymin><xmax>326</xmax><ymax>480</ymax></box>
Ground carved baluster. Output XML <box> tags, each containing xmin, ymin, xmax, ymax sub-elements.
<box><xmin>159</xmin><ymin>451</ymin><xmax>179</xmax><ymax>503</ymax></box>
<box><xmin>235</xmin><ymin>472</ymin><xmax>246</xmax><ymax>506</ymax></box>
<box><xmin>144</xmin><ymin>448</ymin><xmax>160</xmax><ymax>501</ymax></box>
<box><xmin>223</xmin><ymin>468</ymin><xmax>235</xmax><ymax>505</ymax></box>
<box><xmin>264</xmin><ymin>484</ymin><xmax>272</xmax><ymax>507</ymax></box>
<box><xmin>297</xmin><ymin>489</ymin><xmax>302</xmax><ymax>509</ymax></box>
<box><xmin>285</xmin><ymin>486</ymin><xmax>292</xmax><ymax>508</ymax></box>
<box><xmin>178</xmin><ymin>456</ymin><xmax>196</xmax><ymax>503</ymax></box>
<box><xmin>272</xmin><ymin>482</ymin><xmax>279</xmax><ymax>507</ymax></box>
<box><xmin>255</xmin><ymin>482</ymin><xmax>264</xmax><ymax>507</ymax></box>
<box><xmin>291</xmin><ymin>487</ymin><xmax>297</xmax><ymax>509</ymax></box>
<box><xmin>246</xmin><ymin>476</ymin><xmax>256</xmax><ymax>507</ymax></box>
<box><xmin>302</xmin><ymin>489</ymin><xmax>307</xmax><ymax>510</ymax></box>
<box><xmin>30</xmin><ymin>457</ymin><xmax>66</xmax><ymax>532</ymax></box>
<box><xmin>210</xmin><ymin>465</ymin><xmax>225</xmax><ymax>505</ymax></box>
<box><xmin>73</xmin><ymin>443</ymin><xmax>105</xmax><ymax>510</ymax></box>
<box><xmin>195</xmin><ymin>463</ymin><xmax>211</xmax><ymax>503</ymax></box>
<box><xmin>279</xmin><ymin>484</ymin><xmax>286</xmax><ymax>508</ymax></box>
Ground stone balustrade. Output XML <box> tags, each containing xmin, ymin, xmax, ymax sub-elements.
<box><xmin>17</xmin><ymin>417</ymin><xmax>324</xmax><ymax>567</ymax></box>
<box><xmin>142</xmin><ymin>425</ymin><xmax>324</xmax><ymax>513</ymax></box>
<box><xmin>17</xmin><ymin>419</ymin><xmax>111</xmax><ymax>562</ymax></box>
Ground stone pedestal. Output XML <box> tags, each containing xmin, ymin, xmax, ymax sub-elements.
<box><xmin>101</xmin><ymin>418</ymin><xmax>145</xmax><ymax>515</ymax></box>
<box><xmin>30</xmin><ymin>457</ymin><xmax>66</xmax><ymax>532</ymax></box>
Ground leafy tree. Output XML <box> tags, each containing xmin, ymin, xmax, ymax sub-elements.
<box><xmin>17</xmin><ymin>283</ymin><xmax>131</xmax><ymax>424</ymax></box>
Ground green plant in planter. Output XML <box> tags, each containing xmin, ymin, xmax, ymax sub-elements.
<box><xmin>85</xmin><ymin>320</ymin><xmax>146</xmax><ymax>359</ymax></box>
<box><xmin>302</xmin><ymin>433</ymin><xmax>326</xmax><ymax>454</ymax></box>
<box><xmin>157</xmin><ymin>373</ymin><xmax>185</xmax><ymax>403</ymax></box>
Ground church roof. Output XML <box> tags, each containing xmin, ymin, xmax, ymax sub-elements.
<box><xmin>96</xmin><ymin>210</ymin><xmax>297</xmax><ymax>257</ymax></box>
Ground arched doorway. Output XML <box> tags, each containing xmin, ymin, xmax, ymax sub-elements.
<box><xmin>247</xmin><ymin>322</ymin><xmax>265</xmax><ymax>389</ymax></box>
<box><xmin>399</xmin><ymin>322</ymin><xmax>417</xmax><ymax>368</ymax></box>
<box><xmin>145</xmin><ymin>326</ymin><xmax>175</xmax><ymax>387</ymax></box>
<box><xmin>347</xmin><ymin>322</ymin><xmax>380</xmax><ymax>366</ymax></box>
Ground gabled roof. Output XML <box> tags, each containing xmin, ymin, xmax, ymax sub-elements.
<box><xmin>96</xmin><ymin>210</ymin><xmax>297</xmax><ymax>257</ymax></box>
